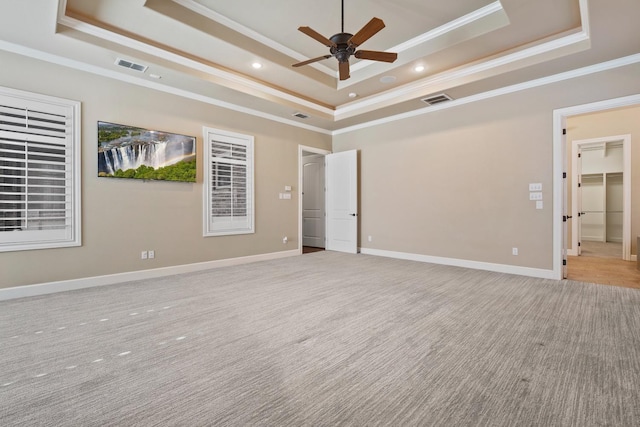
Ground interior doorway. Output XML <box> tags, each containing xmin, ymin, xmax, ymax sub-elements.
<box><xmin>554</xmin><ymin>95</ymin><xmax>640</xmax><ymax>285</ymax></box>
<box><xmin>298</xmin><ymin>146</ymin><xmax>330</xmax><ymax>254</ymax></box>
<box><xmin>570</xmin><ymin>136</ymin><xmax>630</xmax><ymax>260</ymax></box>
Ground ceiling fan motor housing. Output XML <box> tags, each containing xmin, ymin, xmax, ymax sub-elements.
<box><xmin>330</xmin><ymin>33</ymin><xmax>355</xmax><ymax>62</ymax></box>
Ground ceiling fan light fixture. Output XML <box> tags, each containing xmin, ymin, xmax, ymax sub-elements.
<box><xmin>292</xmin><ymin>0</ymin><xmax>397</xmax><ymax>81</ymax></box>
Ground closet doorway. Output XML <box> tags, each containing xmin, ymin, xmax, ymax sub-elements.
<box><xmin>570</xmin><ymin>135</ymin><xmax>631</xmax><ymax>261</ymax></box>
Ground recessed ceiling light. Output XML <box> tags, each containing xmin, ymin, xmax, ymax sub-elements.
<box><xmin>348</xmin><ymin>92</ymin><xmax>357</xmax><ymax>98</ymax></box>
<box><xmin>252</xmin><ymin>62</ymin><xmax>263</xmax><ymax>69</ymax></box>
<box><xmin>414</xmin><ymin>65</ymin><xmax>425</xmax><ymax>72</ymax></box>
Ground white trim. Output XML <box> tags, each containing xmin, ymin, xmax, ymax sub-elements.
<box><xmin>298</xmin><ymin>145</ymin><xmax>331</xmax><ymax>254</ymax></box>
<box><xmin>360</xmin><ymin>248</ymin><xmax>557</xmax><ymax>280</ymax></box>
<box><xmin>0</xmin><ymin>250</ymin><xmax>299</xmax><ymax>301</ymax></box>
<box><xmin>56</xmin><ymin>0</ymin><xmax>592</xmax><ymax>122</ymax></box>
<box><xmin>553</xmin><ymin>94</ymin><xmax>640</xmax><ymax>280</ymax></box>
<box><xmin>56</xmin><ymin>14</ymin><xmax>335</xmax><ymax>118</ymax></box>
<box><xmin>0</xmin><ymin>39</ymin><xmax>332</xmax><ymax>136</ymax></box>
<box><xmin>339</xmin><ymin>1</ymin><xmax>507</xmax><ymax>86</ymax></box>
<box><xmin>334</xmin><ymin>53</ymin><xmax>640</xmax><ymax>135</ymax></box>
<box><xmin>570</xmin><ymin>135</ymin><xmax>631</xmax><ymax>260</ymax></box>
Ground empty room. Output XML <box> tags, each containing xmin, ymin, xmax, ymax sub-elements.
<box><xmin>1</xmin><ymin>0</ymin><xmax>639</xmax><ymax>425</ymax></box>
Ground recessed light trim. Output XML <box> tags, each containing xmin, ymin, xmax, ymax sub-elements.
<box><xmin>414</xmin><ymin>65</ymin><xmax>425</xmax><ymax>72</ymax></box>
<box><xmin>348</xmin><ymin>92</ymin><xmax>358</xmax><ymax>98</ymax></box>
<box><xmin>252</xmin><ymin>62</ymin><xmax>263</xmax><ymax>69</ymax></box>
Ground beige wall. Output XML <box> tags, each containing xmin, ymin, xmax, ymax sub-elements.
<box><xmin>566</xmin><ymin>105</ymin><xmax>640</xmax><ymax>256</ymax></box>
<box><xmin>333</xmin><ymin>63</ymin><xmax>640</xmax><ymax>270</ymax></box>
<box><xmin>0</xmin><ymin>51</ymin><xmax>331</xmax><ymax>288</ymax></box>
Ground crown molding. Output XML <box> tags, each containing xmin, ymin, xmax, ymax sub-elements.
<box><xmin>333</xmin><ymin>53</ymin><xmax>640</xmax><ymax>135</ymax></box>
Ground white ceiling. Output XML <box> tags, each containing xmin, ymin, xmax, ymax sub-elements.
<box><xmin>1</xmin><ymin>0</ymin><xmax>639</xmax><ymax>132</ymax></box>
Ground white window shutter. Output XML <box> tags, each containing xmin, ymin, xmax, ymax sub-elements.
<box><xmin>0</xmin><ymin>87</ymin><xmax>81</xmax><ymax>252</ymax></box>
<box><xmin>203</xmin><ymin>127</ymin><xmax>254</xmax><ymax>236</ymax></box>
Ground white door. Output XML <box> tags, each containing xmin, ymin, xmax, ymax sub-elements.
<box><xmin>326</xmin><ymin>150</ymin><xmax>358</xmax><ymax>253</ymax></box>
<box><xmin>302</xmin><ymin>154</ymin><xmax>325</xmax><ymax>248</ymax></box>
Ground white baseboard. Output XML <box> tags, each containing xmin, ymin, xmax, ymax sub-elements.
<box><xmin>0</xmin><ymin>250</ymin><xmax>300</xmax><ymax>301</ymax></box>
<box><xmin>360</xmin><ymin>248</ymin><xmax>557</xmax><ymax>280</ymax></box>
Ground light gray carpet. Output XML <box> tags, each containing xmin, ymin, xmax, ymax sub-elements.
<box><xmin>1</xmin><ymin>252</ymin><xmax>639</xmax><ymax>426</ymax></box>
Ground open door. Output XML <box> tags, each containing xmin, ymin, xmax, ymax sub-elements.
<box><xmin>326</xmin><ymin>150</ymin><xmax>358</xmax><ymax>253</ymax></box>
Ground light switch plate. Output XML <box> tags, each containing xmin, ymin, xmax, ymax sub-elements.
<box><xmin>529</xmin><ymin>183</ymin><xmax>543</xmax><ymax>191</ymax></box>
<box><xmin>529</xmin><ymin>192</ymin><xmax>543</xmax><ymax>200</ymax></box>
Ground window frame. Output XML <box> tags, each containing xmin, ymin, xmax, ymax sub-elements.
<box><xmin>202</xmin><ymin>126</ymin><xmax>254</xmax><ymax>237</ymax></box>
<box><xmin>0</xmin><ymin>86</ymin><xmax>81</xmax><ymax>252</ymax></box>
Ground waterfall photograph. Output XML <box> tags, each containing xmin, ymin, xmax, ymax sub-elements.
<box><xmin>97</xmin><ymin>121</ymin><xmax>196</xmax><ymax>182</ymax></box>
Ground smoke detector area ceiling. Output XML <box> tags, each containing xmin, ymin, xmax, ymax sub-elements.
<box><xmin>1</xmin><ymin>0</ymin><xmax>636</xmax><ymax>131</ymax></box>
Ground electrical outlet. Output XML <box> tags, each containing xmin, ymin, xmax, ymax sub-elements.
<box><xmin>368</xmin><ymin>235</ymin><xmax>372</xmax><ymax>242</ymax></box>
<box><xmin>141</xmin><ymin>251</ymin><xmax>148</xmax><ymax>260</ymax></box>
<box><xmin>148</xmin><ymin>250</ymin><xmax>155</xmax><ymax>259</ymax></box>
<box><xmin>512</xmin><ymin>247</ymin><xmax>518</xmax><ymax>256</ymax></box>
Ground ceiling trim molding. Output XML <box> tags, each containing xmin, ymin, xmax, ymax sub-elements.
<box><xmin>332</xmin><ymin>53</ymin><xmax>640</xmax><ymax>135</ymax></box>
<box><xmin>335</xmin><ymin>24</ymin><xmax>591</xmax><ymax>119</ymax></box>
<box><xmin>0</xmin><ymin>39</ymin><xmax>332</xmax><ymax>135</ymax></box>
<box><xmin>55</xmin><ymin>0</ymin><xmax>591</xmax><ymax>122</ymax></box>
<box><xmin>170</xmin><ymin>0</ymin><xmax>335</xmax><ymax>78</ymax></box>
<box><xmin>348</xmin><ymin>1</ymin><xmax>504</xmax><ymax>76</ymax></box>
<box><xmin>56</xmin><ymin>10</ymin><xmax>335</xmax><ymax>118</ymax></box>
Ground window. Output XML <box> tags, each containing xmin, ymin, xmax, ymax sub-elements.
<box><xmin>203</xmin><ymin>127</ymin><xmax>254</xmax><ymax>236</ymax></box>
<box><xmin>0</xmin><ymin>87</ymin><xmax>81</xmax><ymax>252</ymax></box>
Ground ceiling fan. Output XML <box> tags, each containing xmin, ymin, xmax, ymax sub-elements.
<box><xmin>292</xmin><ymin>0</ymin><xmax>398</xmax><ymax>81</ymax></box>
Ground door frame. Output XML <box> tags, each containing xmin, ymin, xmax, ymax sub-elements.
<box><xmin>553</xmin><ymin>94</ymin><xmax>640</xmax><ymax>279</ymax></box>
<box><xmin>569</xmin><ymin>135</ymin><xmax>631</xmax><ymax>259</ymax></box>
<box><xmin>298</xmin><ymin>145</ymin><xmax>331</xmax><ymax>254</ymax></box>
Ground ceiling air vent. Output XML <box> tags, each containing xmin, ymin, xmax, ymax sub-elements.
<box><xmin>115</xmin><ymin>58</ymin><xmax>148</xmax><ymax>73</ymax></box>
<box><xmin>421</xmin><ymin>93</ymin><xmax>453</xmax><ymax>106</ymax></box>
<box><xmin>292</xmin><ymin>112</ymin><xmax>309</xmax><ymax>119</ymax></box>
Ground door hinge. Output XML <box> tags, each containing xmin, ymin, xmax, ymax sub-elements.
<box><xmin>578</xmin><ymin>183</ymin><xmax>581</xmax><ymax>187</ymax></box>
<box><xmin>578</xmin><ymin>153</ymin><xmax>581</xmax><ymax>158</ymax></box>
<box><xmin>563</xmin><ymin>259</ymin><xmax>567</xmax><ymax>266</ymax></box>
<box><xmin>578</xmin><ymin>242</ymin><xmax>581</xmax><ymax>247</ymax></box>
<box><xmin>563</xmin><ymin>216</ymin><xmax>567</xmax><ymax>222</ymax></box>
<box><xmin>563</xmin><ymin>128</ymin><xmax>567</xmax><ymax>135</ymax></box>
<box><xmin>563</xmin><ymin>172</ymin><xmax>567</xmax><ymax>179</ymax></box>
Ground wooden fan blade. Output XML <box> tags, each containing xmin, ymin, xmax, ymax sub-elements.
<box><xmin>348</xmin><ymin>17</ymin><xmax>385</xmax><ymax>47</ymax></box>
<box><xmin>292</xmin><ymin>55</ymin><xmax>333</xmax><ymax>67</ymax></box>
<box><xmin>354</xmin><ymin>50</ymin><xmax>398</xmax><ymax>63</ymax></box>
<box><xmin>298</xmin><ymin>26</ymin><xmax>337</xmax><ymax>48</ymax></box>
<box><xmin>339</xmin><ymin>61</ymin><xmax>350</xmax><ymax>81</ymax></box>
